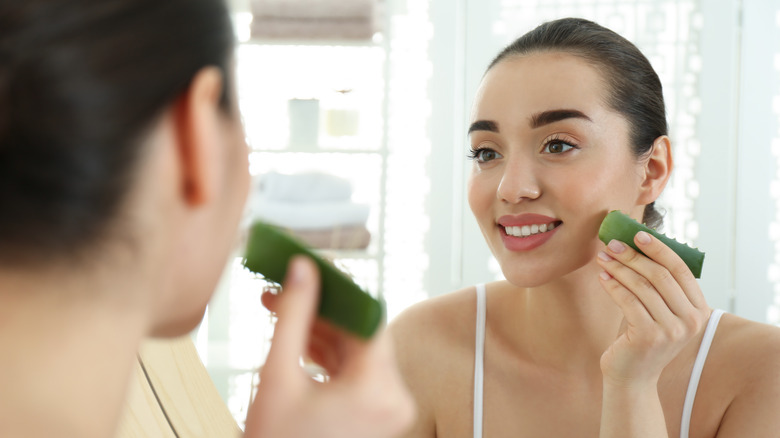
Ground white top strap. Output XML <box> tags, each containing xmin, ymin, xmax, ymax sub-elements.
<box><xmin>680</xmin><ymin>309</ymin><xmax>725</xmax><ymax>438</ymax></box>
<box><xmin>473</xmin><ymin>284</ymin><xmax>487</xmax><ymax>438</ymax></box>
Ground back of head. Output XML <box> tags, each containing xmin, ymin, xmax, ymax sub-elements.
<box><xmin>0</xmin><ymin>0</ymin><xmax>235</xmax><ymax>267</ymax></box>
<box><xmin>489</xmin><ymin>18</ymin><xmax>667</xmax><ymax>227</ymax></box>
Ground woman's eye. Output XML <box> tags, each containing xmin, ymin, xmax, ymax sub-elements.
<box><xmin>543</xmin><ymin>140</ymin><xmax>576</xmax><ymax>154</ymax></box>
<box><xmin>468</xmin><ymin>148</ymin><xmax>502</xmax><ymax>163</ymax></box>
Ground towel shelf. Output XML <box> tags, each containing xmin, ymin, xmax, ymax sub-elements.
<box><xmin>196</xmin><ymin>16</ymin><xmax>392</xmax><ymax>428</ymax></box>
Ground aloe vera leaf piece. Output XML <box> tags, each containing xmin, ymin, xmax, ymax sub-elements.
<box><xmin>598</xmin><ymin>210</ymin><xmax>705</xmax><ymax>279</ymax></box>
<box><xmin>243</xmin><ymin>221</ymin><xmax>384</xmax><ymax>339</ymax></box>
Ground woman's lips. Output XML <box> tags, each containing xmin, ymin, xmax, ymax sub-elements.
<box><xmin>497</xmin><ymin>214</ymin><xmax>561</xmax><ymax>251</ymax></box>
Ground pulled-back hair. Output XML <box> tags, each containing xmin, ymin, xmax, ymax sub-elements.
<box><xmin>0</xmin><ymin>0</ymin><xmax>235</xmax><ymax>265</ymax></box>
<box><xmin>489</xmin><ymin>18</ymin><xmax>667</xmax><ymax>228</ymax></box>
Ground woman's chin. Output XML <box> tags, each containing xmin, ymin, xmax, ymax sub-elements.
<box><xmin>149</xmin><ymin>307</ymin><xmax>207</xmax><ymax>338</ymax></box>
<box><xmin>498</xmin><ymin>255</ymin><xmax>595</xmax><ymax>289</ymax></box>
<box><xmin>500</xmin><ymin>267</ymin><xmax>556</xmax><ymax>288</ymax></box>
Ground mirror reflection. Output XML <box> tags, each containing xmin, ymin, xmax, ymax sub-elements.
<box><xmin>195</xmin><ymin>0</ymin><xmax>780</xmax><ymax>433</ymax></box>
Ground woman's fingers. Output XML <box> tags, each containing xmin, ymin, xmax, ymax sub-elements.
<box><xmin>248</xmin><ymin>257</ymin><xmax>415</xmax><ymax>438</ymax></box>
<box><xmin>261</xmin><ymin>272</ymin><xmax>380</xmax><ymax>379</ymax></box>
<box><xmin>261</xmin><ymin>256</ymin><xmax>320</xmax><ymax>381</ymax></box>
<box><xmin>629</xmin><ymin>231</ymin><xmax>707</xmax><ymax>310</ymax></box>
<box><xmin>306</xmin><ymin>319</ymin><xmax>352</xmax><ymax>374</ymax></box>
<box><xmin>260</xmin><ymin>289</ymin><xmax>280</xmax><ymax>313</ymax></box>
<box><xmin>598</xmin><ymin>233</ymin><xmax>701</xmax><ymax>319</ymax></box>
<box><xmin>598</xmin><ymin>260</ymin><xmax>655</xmax><ymax>326</ymax></box>
<box><xmin>596</xmin><ymin>232</ymin><xmax>710</xmax><ymax>360</ymax></box>
<box><xmin>598</xmin><ymin>246</ymin><xmax>679</xmax><ymax>327</ymax></box>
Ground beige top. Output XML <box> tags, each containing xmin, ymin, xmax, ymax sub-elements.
<box><xmin>116</xmin><ymin>336</ymin><xmax>241</xmax><ymax>438</ymax></box>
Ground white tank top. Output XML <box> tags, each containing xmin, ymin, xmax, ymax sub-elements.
<box><xmin>472</xmin><ymin>283</ymin><xmax>725</xmax><ymax>438</ymax></box>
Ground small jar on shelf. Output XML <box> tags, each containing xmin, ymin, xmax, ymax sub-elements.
<box><xmin>287</xmin><ymin>97</ymin><xmax>320</xmax><ymax>152</ymax></box>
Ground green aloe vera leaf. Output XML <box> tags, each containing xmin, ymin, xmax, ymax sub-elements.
<box><xmin>242</xmin><ymin>221</ymin><xmax>384</xmax><ymax>339</ymax></box>
<box><xmin>598</xmin><ymin>210</ymin><xmax>705</xmax><ymax>279</ymax></box>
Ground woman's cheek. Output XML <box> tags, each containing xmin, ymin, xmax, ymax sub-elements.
<box><xmin>467</xmin><ymin>172</ymin><xmax>492</xmax><ymax>215</ymax></box>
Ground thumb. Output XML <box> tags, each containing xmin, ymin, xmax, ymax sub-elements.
<box><xmin>262</xmin><ymin>256</ymin><xmax>321</xmax><ymax>376</ymax></box>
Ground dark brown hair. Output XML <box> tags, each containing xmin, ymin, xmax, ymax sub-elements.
<box><xmin>0</xmin><ymin>0</ymin><xmax>235</xmax><ymax>265</ymax></box>
<box><xmin>489</xmin><ymin>18</ymin><xmax>666</xmax><ymax>228</ymax></box>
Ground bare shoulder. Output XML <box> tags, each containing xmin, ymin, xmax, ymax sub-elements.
<box><xmin>708</xmin><ymin>313</ymin><xmax>780</xmax><ymax>437</ymax></box>
<box><xmin>388</xmin><ymin>284</ymin><xmax>479</xmax><ymax>360</ymax></box>
<box><xmin>386</xmin><ymin>285</ymin><xmax>484</xmax><ymax>438</ymax></box>
<box><xmin>715</xmin><ymin>312</ymin><xmax>780</xmax><ymax>373</ymax></box>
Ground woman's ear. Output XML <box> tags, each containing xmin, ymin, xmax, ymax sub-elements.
<box><xmin>171</xmin><ymin>66</ymin><xmax>225</xmax><ymax>207</ymax></box>
<box><xmin>637</xmin><ymin>135</ymin><xmax>673</xmax><ymax>205</ymax></box>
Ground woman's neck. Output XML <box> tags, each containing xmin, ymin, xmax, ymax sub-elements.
<box><xmin>0</xmin><ymin>267</ymin><xmax>152</xmax><ymax>438</ymax></box>
<box><xmin>490</xmin><ymin>260</ymin><xmax>624</xmax><ymax>376</ymax></box>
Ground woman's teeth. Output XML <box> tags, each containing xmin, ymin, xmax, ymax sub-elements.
<box><xmin>504</xmin><ymin>222</ymin><xmax>558</xmax><ymax>237</ymax></box>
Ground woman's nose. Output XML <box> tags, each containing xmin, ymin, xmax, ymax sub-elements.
<box><xmin>496</xmin><ymin>160</ymin><xmax>541</xmax><ymax>203</ymax></box>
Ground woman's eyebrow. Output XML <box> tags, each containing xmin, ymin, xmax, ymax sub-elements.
<box><xmin>530</xmin><ymin>109</ymin><xmax>592</xmax><ymax>128</ymax></box>
<box><xmin>468</xmin><ymin>110</ymin><xmax>592</xmax><ymax>135</ymax></box>
<box><xmin>467</xmin><ymin>120</ymin><xmax>499</xmax><ymax>134</ymax></box>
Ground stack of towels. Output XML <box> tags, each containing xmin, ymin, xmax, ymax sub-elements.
<box><xmin>249</xmin><ymin>0</ymin><xmax>382</xmax><ymax>40</ymax></box>
<box><xmin>250</xmin><ymin>171</ymin><xmax>372</xmax><ymax>250</ymax></box>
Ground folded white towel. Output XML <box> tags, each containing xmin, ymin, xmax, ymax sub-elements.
<box><xmin>257</xmin><ymin>171</ymin><xmax>353</xmax><ymax>203</ymax></box>
<box><xmin>251</xmin><ymin>197</ymin><xmax>370</xmax><ymax>229</ymax></box>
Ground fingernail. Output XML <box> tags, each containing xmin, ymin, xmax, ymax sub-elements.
<box><xmin>285</xmin><ymin>257</ymin><xmax>305</xmax><ymax>285</ymax></box>
<box><xmin>599</xmin><ymin>270</ymin><xmax>612</xmax><ymax>281</ymax></box>
<box><xmin>607</xmin><ymin>239</ymin><xmax>625</xmax><ymax>253</ymax></box>
<box><xmin>636</xmin><ymin>231</ymin><xmax>651</xmax><ymax>245</ymax></box>
<box><xmin>598</xmin><ymin>251</ymin><xmax>612</xmax><ymax>262</ymax></box>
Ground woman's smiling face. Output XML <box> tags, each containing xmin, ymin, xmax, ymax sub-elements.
<box><xmin>467</xmin><ymin>51</ymin><xmax>649</xmax><ymax>286</ymax></box>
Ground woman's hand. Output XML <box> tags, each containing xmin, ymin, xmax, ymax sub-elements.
<box><xmin>596</xmin><ymin>230</ymin><xmax>710</xmax><ymax>385</ymax></box>
<box><xmin>243</xmin><ymin>256</ymin><xmax>415</xmax><ymax>438</ymax></box>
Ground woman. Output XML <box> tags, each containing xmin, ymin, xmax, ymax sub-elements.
<box><xmin>0</xmin><ymin>1</ymin><xmax>413</xmax><ymax>437</ymax></box>
<box><xmin>390</xmin><ymin>18</ymin><xmax>780</xmax><ymax>438</ymax></box>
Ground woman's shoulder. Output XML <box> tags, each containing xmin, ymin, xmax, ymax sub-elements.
<box><xmin>709</xmin><ymin>312</ymin><xmax>780</xmax><ymax>390</ymax></box>
<box><xmin>714</xmin><ymin>312</ymin><xmax>780</xmax><ymax>372</ymax></box>
<box><xmin>387</xmin><ymin>283</ymin><xmax>498</xmax><ymax>433</ymax></box>
<box><xmin>388</xmin><ymin>282</ymin><xmax>512</xmax><ymax>363</ymax></box>
<box><xmin>714</xmin><ymin>312</ymin><xmax>780</xmax><ymax>391</ymax></box>
<box><xmin>704</xmin><ymin>312</ymin><xmax>780</xmax><ymax>434</ymax></box>
<box><xmin>389</xmin><ymin>280</ymin><xmax>511</xmax><ymax>340</ymax></box>
<box><xmin>388</xmin><ymin>284</ymin><xmax>480</xmax><ymax>348</ymax></box>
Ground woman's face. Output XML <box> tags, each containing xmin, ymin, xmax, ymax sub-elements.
<box><xmin>467</xmin><ymin>52</ymin><xmax>647</xmax><ymax>287</ymax></box>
